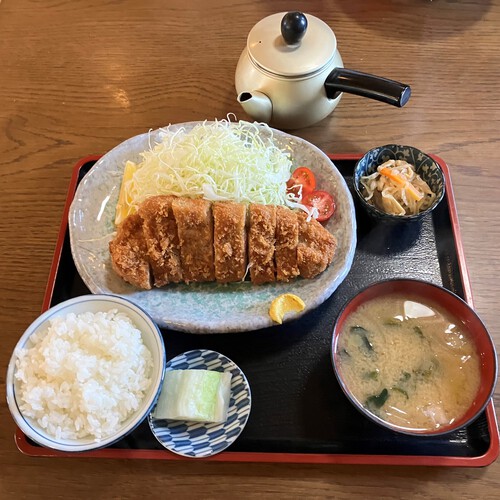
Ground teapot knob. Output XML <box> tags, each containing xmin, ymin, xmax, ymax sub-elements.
<box><xmin>281</xmin><ymin>12</ymin><xmax>308</xmax><ymax>45</ymax></box>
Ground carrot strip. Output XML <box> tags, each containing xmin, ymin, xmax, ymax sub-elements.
<box><xmin>380</xmin><ymin>166</ymin><xmax>423</xmax><ymax>201</ymax></box>
<box><xmin>380</xmin><ymin>166</ymin><xmax>406</xmax><ymax>187</ymax></box>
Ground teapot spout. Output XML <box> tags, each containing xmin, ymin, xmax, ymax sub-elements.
<box><xmin>237</xmin><ymin>91</ymin><xmax>272</xmax><ymax>124</ymax></box>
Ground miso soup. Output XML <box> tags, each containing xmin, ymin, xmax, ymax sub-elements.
<box><xmin>336</xmin><ymin>294</ymin><xmax>481</xmax><ymax>432</ymax></box>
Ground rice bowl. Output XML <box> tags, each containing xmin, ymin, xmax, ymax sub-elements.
<box><xmin>6</xmin><ymin>294</ymin><xmax>166</xmax><ymax>452</ymax></box>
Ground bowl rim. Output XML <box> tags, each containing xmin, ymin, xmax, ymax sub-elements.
<box><xmin>6</xmin><ymin>293</ymin><xmax>166</xmax><ymax>452</ymax></box>
<box><xmin>353</xmin><ymin>144</ymin><xmax>446</xmax><ymax>222</ymax></box>
<box><xmin>330</xmin><ymin>278</ymin><xmax>498</xmax><ymax>437</ymax></box>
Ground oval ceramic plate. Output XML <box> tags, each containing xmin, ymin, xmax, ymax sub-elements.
<box><xmin>69</xmin><ymin>121</ymin><xmax>357</xmax><ymax>333</ymax></box>
<box><xmin>148</xmin><ymin>349</ymin><xmax>251</xmax><ymax>458</ymax></box>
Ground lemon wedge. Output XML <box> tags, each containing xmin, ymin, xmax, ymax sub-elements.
<box><xmin>269</xmin><ymin>293</ymin><xmax>306</xmax><ymax>325</ymax></box>
<box><xmin>115</xmin><ymin>161</ymin><xmax>137</xmax><ymax>225</ymax></box>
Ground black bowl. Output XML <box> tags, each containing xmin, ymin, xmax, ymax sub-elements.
<box><xmin>354</xmin><ymin>144</ymin><xmax>445</xmax><ymax>223</ymax></box>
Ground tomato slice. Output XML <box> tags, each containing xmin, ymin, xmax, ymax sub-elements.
<box><xmin>303</xmin><ymin>190</ymin><xmax>336</xmax><ymax>222</ymax></box>
<box><xmin>286</xmin><ymin>166</ymin><xmax>316</xmax><ymax>195</ymax></box>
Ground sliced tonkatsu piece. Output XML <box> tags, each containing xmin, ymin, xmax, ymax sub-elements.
<box><xmin>248</xmin><ymin>204</ymin><xmax>276</xmax><ymax>285</ymax></box>
<box><xmin>109</xmin><ymin>196</ymin><xmax>339</xmax><ymax>288</ymax></box>
<box><xmin>171</xmin><ymin>197</ymin><xmax>215</xmax><ymax>283</ymax></box>
<box><xmin>213</xmin><ymin>201</ymin><xmax>247</xmax><ymax>283</ymax></box>
<box><xmin>138</xmin><ymin>195</ymin><xmax>182</xmax><ymax>287</ymax></box>
<box><xmin>275</xmin><ymin>205</ymin><xmax>300</xmax><ymax>282</ymax></box>
<box><xmin>296</xmin><ymin>212</ymin><xmax>337</xmax><ymax>279</ymax></box>
<box><xmin>109</xmin><ymin>213</ymin><xmax>152</xmax><ymax>290</ymax></box>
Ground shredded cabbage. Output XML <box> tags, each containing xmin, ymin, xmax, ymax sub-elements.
<box><xmin>122</xmin><ymin>120</ymin><xmax>295</xmax><ymax>211</ymax></box>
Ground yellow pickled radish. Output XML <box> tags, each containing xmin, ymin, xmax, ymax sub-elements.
<box><xmin>269</xmin><ymin>293</ymin><xmax>306</xmax><ymax>325</ymax></box>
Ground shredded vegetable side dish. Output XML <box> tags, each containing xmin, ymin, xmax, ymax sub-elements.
<box><xmin>115</xmin><ymin>120</ymin><xmax>294</xmax><ymax>225</ymax></box>
<box><xmin>360</xmin><ymin>159</ymin><xmax>436</xmax><ymax>215</ymax></box>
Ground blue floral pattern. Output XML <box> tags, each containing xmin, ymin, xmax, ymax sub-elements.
<box><xmin>148</xmin><ymin>349</ymin><xmax>251</xmax><ymax>458</ymax></box>
<box><xmin>354</xmin><ymin>144</ymin><xmax>445</xmax><ymax>223</ymax></box>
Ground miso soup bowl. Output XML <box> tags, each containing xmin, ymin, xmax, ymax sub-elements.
<box><xmin>331</xmin><ymin>279</ymin><xmax>497</xmax><ymax>436</ymax></box>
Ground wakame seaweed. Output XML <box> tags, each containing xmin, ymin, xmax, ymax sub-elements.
<box><xmin>384</xmin><ymin>318</ymin><xmax>402</xmax><ymax>326</ymax></box>
<box><xmin>351</xmin><ymin>325</ymin><xmax>373</xmax><ymax>352</ymax></box>
<box><xmin>366</xmin><ymin>388</ymin><xmax>389</xmax><ymax>409</ymax></box>
<box><xmin>392</xmin><ymin>386</ymin><xmax>409</xmax><ymax>399</ymax></box>
<box><xmin>364</xmin><ymin>370</ymin><xmax>379</xmax><ymax>381</ymax></box>
<box><xmin>413</xmin><ymin>326</ymin><xmax>425</xmax><ymax>338</ymax></box>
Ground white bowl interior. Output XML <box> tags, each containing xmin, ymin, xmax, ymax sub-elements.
<box><xmin>7</xmin><ymin>294</ymin><xmax>166</xmax><ymax>452</ymax></box>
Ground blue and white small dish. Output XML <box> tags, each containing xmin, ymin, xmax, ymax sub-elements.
<box><xmin>354</xmin><ymin>144</ymin><xmax>445</xmax><ymax>223</ymax></box>
<box><xmin>149</xmin><ymin>349</ymin><xmax>251</xmax><ymax>458</ymax></box>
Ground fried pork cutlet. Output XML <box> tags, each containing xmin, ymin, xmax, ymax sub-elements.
<box><xmin>171</xmin><ymin>197</ymin><xmax>215</xmax><ymax>283</ymax></box>
<box><xmin>275</xmin><ymin>205</ymin><xmax>299</xmax><ymax>282</ymax></box>
<box><xmin>296</xmin><ymin>212</ymin><xmax>337</xmax><ymax>279</ymax></box>
<box><xmin>213</xmin><ymin>201</ymin><xmax>247</xmax><ymax>283</ymax></box>
<box><xmin>109</xmin><ymin>197</ymin><xmax>338</xmax><ymax>289</ymax></box>
<box><xmin>109</xmin><ymin>213</ymin><xmax>152</xmax><ymax>290</ymax></box>
<box><xmin>139</xmin><ymin>195</ymin><xmax>182</xmax><ymax>287</ymax></box>
<box><xmin>248</xmin><ymin>204</ymin><xmax>276</xmax><ymax>285</ymax></box>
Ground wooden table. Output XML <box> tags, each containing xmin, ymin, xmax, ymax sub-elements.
<box><xmin>1</xmin><ymin>0</ymin><xmax>499</xmax><ymax>497</ymax></box>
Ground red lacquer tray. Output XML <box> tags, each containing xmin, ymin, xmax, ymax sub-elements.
<box><xmin>14</xmin><ymin>154</ymin><xmax>499</xmax><ymax>466</ymax></box>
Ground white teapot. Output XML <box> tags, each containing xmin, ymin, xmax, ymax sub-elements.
<box><xmin>235</xmin><ymin>12</ymin><xmax>411</xmax><ymax>130</ymax></box>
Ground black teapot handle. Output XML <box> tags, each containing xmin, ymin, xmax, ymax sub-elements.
<box><xmin>325</xmin><ymin>68</ymin><xmax>411</xmax><ymax>107</ymax></box>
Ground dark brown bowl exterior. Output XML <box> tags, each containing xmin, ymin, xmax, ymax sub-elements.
<box><xmin>331</xmin><ymin>279</ymin><xmax>497</xmax><ymax>436</ymax></box>
<box><xmin>354</xmin><ymin>145</ymin><xmax>445</xmax><ymax>223</ymax></box>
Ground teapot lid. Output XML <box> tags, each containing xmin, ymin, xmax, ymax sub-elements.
<box><xmin>247</xmin><ymin>12</ymin><xmax>337</xmax><ymax>78</ymax></box>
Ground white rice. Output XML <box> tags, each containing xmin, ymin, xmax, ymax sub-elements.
<box><xmin>14</xmin><ymin>309</ymin><xmax>153</xmax><ymax>442</ymax></box>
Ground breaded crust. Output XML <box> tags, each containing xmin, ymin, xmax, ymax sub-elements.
<box><xmin>248</xmin><ymin>204</ymin><xmax>276</xmax><ymax>284</ymax></box>
<box><xmin>109</xmin><ymin>213</ymin><xmax>152</xmax><ymax>289</ymax></box>
<box><xmin>139</xmin><ymin>195</ymin><xmax>182</xmax><ymax>287</ymax></box>
<box><xmin>109</xmin><ymin>197</ymin><xmax>338</xmax><ymax>288</ymax></box>
<box><xmin>275</xmin><ymin>206</ymin><xmax>299</xmax><ymax>282</ymax></box>
<box><xmin>172</xmin><ymin>197</ymin><xmax>215</xmax><ymax>283</ymax></box>
<box><xmin>213</xmin><ymin>201</ymin><xmax>247</xmax><ymax>283</ymax></box>
<box><xmin>296</xmin><ymin>212</ymin><xmax>337</xmax><ymax>279</ymax></box>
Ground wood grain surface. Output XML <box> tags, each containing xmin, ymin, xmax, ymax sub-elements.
<box><xmin>1</xmin><ymin>0</ymin><xmax>499</xmax><ymax>498</ymax></box>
